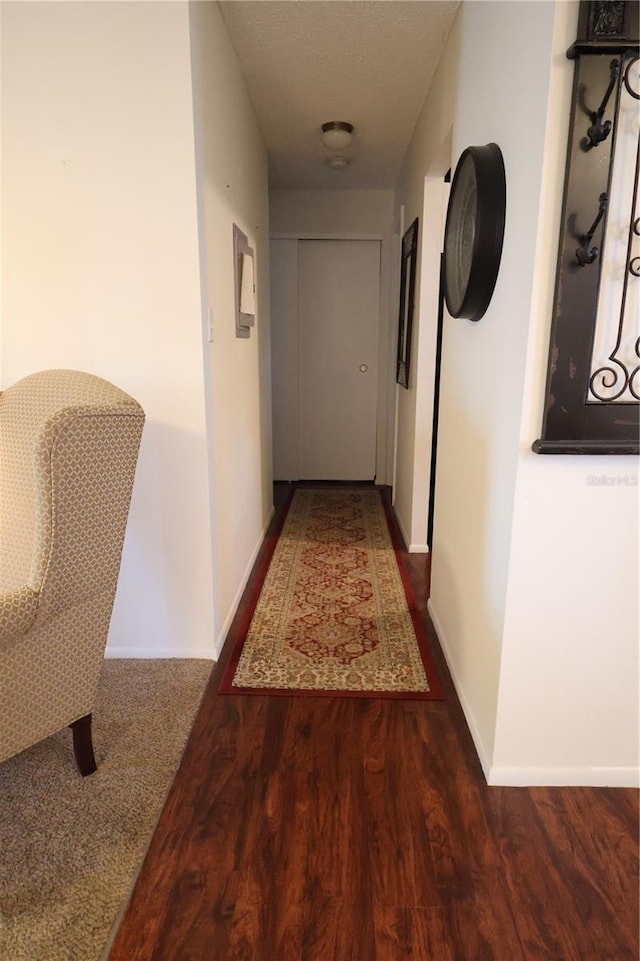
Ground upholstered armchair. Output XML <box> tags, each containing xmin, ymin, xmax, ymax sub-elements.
<box><xmin>0</xmin><ymin>370</ymin><xmax>144</xmax><ymax>775</ymax></box>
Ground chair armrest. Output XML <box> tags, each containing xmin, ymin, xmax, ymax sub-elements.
<box><xmin>0</xmin><ymin>586</ymin><xmax>39</xmax><ymax>646</ymax></box>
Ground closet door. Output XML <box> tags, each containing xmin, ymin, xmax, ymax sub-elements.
<box><xmin>298</xmin><ymin>240</ymin><xmax>380</xmax><ymax>480</ymax></box>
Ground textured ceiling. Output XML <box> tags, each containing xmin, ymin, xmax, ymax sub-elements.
<box><xmin>218</xmin><ymin>1</ymin><xmax>460</xmax><ymax>190</ymax></box>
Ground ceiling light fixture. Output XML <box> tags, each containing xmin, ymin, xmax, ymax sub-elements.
<box><xmin>321</xmin><ymin>121</ymin><xmax>354</xmax><ymax>151</ymax></box>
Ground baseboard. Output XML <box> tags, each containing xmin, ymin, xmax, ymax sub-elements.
<box><xmin>426</xmin><ymin>598</ymin><xmax>492</xmax><ymax>780</ymax></box>
<box><xmin>393</xmin><ymin>506</ymin><xmax>411</xmax><ymax>552</ymax></box>
<box><xmin>391</xmin><ymin>505</ymin><xmax>429</xmax><ymax>553</ymax></box>
<box><xmin>105</xmin><ymin>508</ymin><xmax>275</xmax><ymax>662</ymax></box>
<box><xmin>427</xmin><ymin>601</ymin><xmax>640</xmax><ymax>789</ymax></box>
<box><xmin>487</xmin><ymin>766</ymin><xmax>640</xmax><ymax>788</ymax></box>
<box><xmin>214</xmin><ymin>505</ymin><xmax>275</xmax><ymax>657</ymax></box>
<box><xmin>105</xmin><ymin>647</ymin><xmax>214</xmax><ymax>660</ymax></box>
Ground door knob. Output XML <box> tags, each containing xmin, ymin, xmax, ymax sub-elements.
<box><xmin>359</xmin><ymin>364</ymin><xmax>368</xmax><ymax>373</ymax></box>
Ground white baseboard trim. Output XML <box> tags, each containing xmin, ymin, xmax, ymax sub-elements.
<box><xmin>105</xmin><ymin>508</ymin><xmax>275</xmax><ymax>662</ymax></box>
<box><xmin>427</xmin><ymin>598</ymin><xmax>492</xmax><ymax>780</ymax></box>
<box><xmin>427</xmin><ymin>602</ymin><xmax>640</xmax><ymax>789</ymax></box>
<box><xmin>214</xmin><ymin>505</ymin><xmax>275</xmax><ymax>658</ymax></box>
<box><xmin>393</xmin><ymin>507</ymin><xmax>411</xmax><ymax>552</ymax></box>
<box><xmin>105</xmin><ymin>646</ymin><xmax>215</xmax><ymax>660</ymax></box>
<box><xmin>487</xmin><ymin>765</ymin><xmax>640</xmax><ymax>788</ymax></box>
<box><xmin>391</xmin><ymin>505</ymin><xmax>428</xmax><ymax>553</ymax></box>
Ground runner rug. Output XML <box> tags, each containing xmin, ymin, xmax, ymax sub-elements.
<box><xmin>219</xmin><ymin>487</ymin><xmax>442</xmax><ymax>699</ymax></box>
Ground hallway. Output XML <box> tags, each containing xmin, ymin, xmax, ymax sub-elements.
<box><xmin>106</xmin><ymin>487</ymin><xmax>639</xmax><ymax>961</ymax></box>
<box><xmin>0</xmin><ymin>2</ymin><xmax>637</xmax><ymax>957</ymax></box>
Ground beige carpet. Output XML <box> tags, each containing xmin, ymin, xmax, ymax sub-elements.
<box><xmin>0</xmin><ymin>658</ymin><xmax>212</xmax><ymax>961</ymax></box>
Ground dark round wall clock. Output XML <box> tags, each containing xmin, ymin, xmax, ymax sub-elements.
<box><xmin>443</xmin><ymin>142</ymin><xmax>506</xmax><ymax>322</ymax></box>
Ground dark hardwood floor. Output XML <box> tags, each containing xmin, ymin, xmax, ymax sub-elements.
<box><xmin>107</xmin><ymin>484</ymin><xmax>639</xmax><ymax>961</ymax></box>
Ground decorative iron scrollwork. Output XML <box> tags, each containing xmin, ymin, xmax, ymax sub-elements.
<box><xmin>589</xmin><ymin>340</ymin><xmax>640</xmax><ymax>401</ymax></box>
<box><xmin>576</xmin><ymin>192</ymin><xmax>608</xmax><ymax>265</ymax></box>
<box><xmin>589</xmin><ymin>136</ymin><xmax>639</xmax><ymax>404</ymax></box>
<box><xmin>624</xmin><ymin>55</ymin><xmax>640</xmax><ymax>99</ymax></box>
<box><xmin>534</xmin><ymin>1</ymin><xmax>639</xmax><ymax>453</ymax></box>
<box><xmin>630</xmin><ymin>346</ymin><xmax>640</xmax><ymax>399</ymax></box>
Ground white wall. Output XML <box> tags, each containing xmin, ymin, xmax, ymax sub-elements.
<box><xmin>425</xmin><ymin>0</ymin><xmax>638</xmax><ymax>786</ymax></box>
<box><xmin>393</xmin><ymin>14</ymin><xmax>460</xmax><ymax>550</ymax></box>
<box><xmin>269</xmin><ymin>189</ymin><xmax>394</xmax><ymax>485</ymax></box>
<box><xmin>1</xmin><ymin>1</ymin><xmax>215</xmax><ymax>658</ymax></box>
<box><xmin>428</xmin><ymin>0</ymin><xmax>558</xmax><ymax>772</ymax></box>
<box><xmin>189</xmin><ymin>2</ymin><xmax>273</xmax><ymax>655</ymax></box>
<box><xmin>491</xmin><ymin>0</ymin><xmax>639</xmax><ymax>786</ymax></box>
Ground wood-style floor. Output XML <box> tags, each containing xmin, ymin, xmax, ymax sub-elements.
<box><xmin>107</xmin><ymin>484</ymin><xmax>639</xmax><ymax>961</ymax></box>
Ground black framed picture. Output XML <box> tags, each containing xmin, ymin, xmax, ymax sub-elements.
<box><xmin>396</xmin><ymin>217</ymin><xmax>419</xmax><ymax>389</ymax></box>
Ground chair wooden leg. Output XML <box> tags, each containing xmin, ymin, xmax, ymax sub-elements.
<box><xmin>69</xmin><ymin>713</ymin><xmax>97</xmax><ymax>776</ymax></box>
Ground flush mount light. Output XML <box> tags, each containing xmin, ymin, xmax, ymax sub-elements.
<box><xmin>327</xmin><ymin>156</ymin><xmax>350</xmax><ymax>170</ymax></box>
<box><xmin>321</xmin><ymin>121</ymin><xmax>354</xmax><ymax>151</ymax></box>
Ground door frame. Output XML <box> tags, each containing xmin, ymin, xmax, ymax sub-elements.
<box><xmin>271</xmin><ymin>232</ymin><xmax>391</xmax><ymax>485</ymax></box>
<box><xmin>390</xmin><ymin>153</ymin><xmax>451</xmax><ymax>551</ymax></box>
<box><xmin>426</xmin><ymin>170</ymin><xmax>451</xmax><ymax>550</ymax></box>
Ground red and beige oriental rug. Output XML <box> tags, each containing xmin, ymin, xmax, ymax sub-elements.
<box><xmin>219</xmin><ymin>487</ymin><xmax>442</xmax><ymax>699</ymax></box>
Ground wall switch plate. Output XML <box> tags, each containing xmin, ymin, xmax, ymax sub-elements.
<box><xmin>207</xmin><ymin>307</ymin><xmax>215</xmax><ymax>342</ymax></box>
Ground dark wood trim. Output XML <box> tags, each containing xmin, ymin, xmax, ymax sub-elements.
<box><xmin>569</xmin><ymin>40</ymin><xmax>639</xmax><ymax>56</ymax></box>
<box><xmin>427</xmin><ymin>253</ymin><xmax>445</xmax><ymax>549</ymax></box>
<box><xmin>533</xmin><ymin>437</ymin><xmax>640</xmax><ymax>454</ymax></box>
<box><xmin>535</xmin><ymin>3</ymin><xmax>639</xmax><ymax>454</ymax></box>
<box><xmin>568</xmin><ymin>0</ymin><xmax>639</xmax><ymax>57</ymax></box>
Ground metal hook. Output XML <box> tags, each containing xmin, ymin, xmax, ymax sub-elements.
<box><xmin>576</xmin><ymin>193</ymin><xmax>608</xmax><ymax>266</ymax></box>
<box><xmin>583</xmin><ymin>59</ymin><xmax>619</xmax><ymax>150</ymax></box>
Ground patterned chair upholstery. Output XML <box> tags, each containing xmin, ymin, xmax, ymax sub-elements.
<box><xmin>0</xmin><ymin>370</ymin><xmax>144</xmax><ymax>775</ymax></box>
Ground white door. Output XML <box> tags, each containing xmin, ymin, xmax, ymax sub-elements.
<box><xmin>298</xmin><ymin>240</ymin><xmax>380</xmax><ymax>480</ymax></box>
